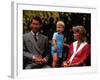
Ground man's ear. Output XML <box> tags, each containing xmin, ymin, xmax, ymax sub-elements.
<box><xmin>30</xmin><ymin>24</ymin><xmax>32</xmax><ymax>29</ymax></box>
<box><xmin>40</xmin><ymin>24</ymin><xmax>42</xmax><ymax>28</ymax></box>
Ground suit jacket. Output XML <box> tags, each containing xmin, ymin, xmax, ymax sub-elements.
<box><xmin>23</xmin><ymin>31</ymin><xmax>49</xmax><ymax>64</ymax></box>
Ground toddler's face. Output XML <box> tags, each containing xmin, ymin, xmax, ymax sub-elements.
<box><xmin>56</xmin><ymin>25</ymin><xmax>64</xmax><ymax>33</ymax></box>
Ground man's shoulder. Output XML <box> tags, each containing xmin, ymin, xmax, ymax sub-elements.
<box><xmin>23</xmin><ymin>32</ymin><xmax>31</xmax><ymax>38</ymax></box>
<box><xmin>40</xmin><ymin>34</ymin><xmax>48</xmax><ymax>39</ymax></box>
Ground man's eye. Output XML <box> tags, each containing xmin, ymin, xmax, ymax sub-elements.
<box><xmin>32</xmin><ymin>23</ymin><xmax>38</xmax><ymax>25</ymax></box>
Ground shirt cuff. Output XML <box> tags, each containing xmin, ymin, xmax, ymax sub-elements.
<box><xmin>43</xmin><ymin>58</ymin><xmax>47</xmax><ymax>63</ymax></box>
<box><xmin>32</xmin><ymin>55</ymin><xmax>36</xmax><ymax>60</ymax></box>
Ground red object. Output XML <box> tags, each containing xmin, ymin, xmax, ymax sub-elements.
<box><xmin>66</xmin><ymin>42</ymin><xmax>90</xmax><ymax>66</ymax></box>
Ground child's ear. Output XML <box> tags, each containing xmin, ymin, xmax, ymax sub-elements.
<box><xmin>29</xmin><ymin>24</ymin><xmax>32</xmax><ymax>29</ymax></box>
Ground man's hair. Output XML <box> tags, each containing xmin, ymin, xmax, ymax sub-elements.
<box><xmin>30</xmin><ymin>16</ymin><xmax>42</xmax><ymax>24</ymax></box>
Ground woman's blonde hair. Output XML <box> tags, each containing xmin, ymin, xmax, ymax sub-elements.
<box><xmin>72</xmin><ymin>25</ymin><xmax>87</xmax><ymax>41</ymax></box>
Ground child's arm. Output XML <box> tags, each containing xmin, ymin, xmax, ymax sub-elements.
<box><xmin>52</xmin><ymin>39</ymin><xmax>58</xmax><ymax>52</ymax></box>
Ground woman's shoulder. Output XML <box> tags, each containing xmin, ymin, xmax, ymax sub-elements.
<box><xmin>84</xmin><ymin>42</ymin><xmax>90</xmax><ymax>48</ymax></box>
<box><xmin>70</xmin><ymin>41</ymin><xmax>89</xmax><ymax>46</ymax></box>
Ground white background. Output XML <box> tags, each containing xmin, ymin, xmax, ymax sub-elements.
<box><xmin>0</xmin><ymin>0</ymin><xmax>100</xmax><ymax>80</ymax></box>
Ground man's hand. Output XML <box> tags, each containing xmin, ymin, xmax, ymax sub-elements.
<box><xmin>35</xmin><ymin>58</ymin><xmax>42</xmax><ymax>64</ymax></box>
<box><xmin>34</xmin><ymin>55</ymin><xmax>42</xmax><ymax>64</ymax></box>
<box><xmin>33</xmin><ymin>55</ymin><xmax>46</xmax><ymax>65</ymax></box>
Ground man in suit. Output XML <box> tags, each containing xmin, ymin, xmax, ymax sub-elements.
<box><xmin>23</xmin><ymin>16</ymin><xmax>50</xmax><ymax>69</ymax></box>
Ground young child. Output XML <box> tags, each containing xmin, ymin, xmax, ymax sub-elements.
<box><xmin>51</xmin><ymin>21</ymin><xmax>65</xmax><ymax>67</ymax></box>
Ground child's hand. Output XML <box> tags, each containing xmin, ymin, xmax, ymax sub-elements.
<box><xmin>54</xmin><ymin>46</ymin><xmax>58</xmax><ymax>52</ymax></box>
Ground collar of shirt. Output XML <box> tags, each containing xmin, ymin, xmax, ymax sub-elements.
<box><xmin>31</xmin><ymin>31</ymin><xmax>39</xmax><ymax>39</ymax></box>
<box><xmin>57</xmin><ymin>32</ymin><xmax>63</xmax><ymax>35</ymax></box>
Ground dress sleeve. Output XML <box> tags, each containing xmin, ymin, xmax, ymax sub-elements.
<box><xmin>78</xmin><ymin>44</ymin><xmax>90</xmax><ymax>65</ymax></box>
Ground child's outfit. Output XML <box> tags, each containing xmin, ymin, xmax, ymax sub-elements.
<box><xmin>51</xmin><ymin>32</ymin><xmax>64</xmax><ymax>59</ymax></box>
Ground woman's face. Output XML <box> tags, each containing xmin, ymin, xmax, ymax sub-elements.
<box><xmin>73</xmin><ymin>31</ymin><xmax>81</xmax><ymax>40</ymax></box>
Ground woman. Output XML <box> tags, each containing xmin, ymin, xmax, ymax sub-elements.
<box><xmin>63</xmin><ymin>25</ymin><xmax>90</xmax><ymax>67</ymax></box>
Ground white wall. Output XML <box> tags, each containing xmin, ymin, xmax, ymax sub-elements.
<box><xmin>0</xmin><ymin>0</ymin><xmax>100</xmax><ymax>80</ymax></box>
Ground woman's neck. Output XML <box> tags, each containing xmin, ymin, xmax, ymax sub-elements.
<box><xmin>77</xmin><ymin>40</ymin><xmax>83</xmax><ymax>45</ymax></box>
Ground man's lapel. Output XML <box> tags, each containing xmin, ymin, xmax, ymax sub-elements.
<box><xmin>37</xmin><ymin>34</ymin><xmax>42</xmax><ymax>46</ymax></box>
<box><xmin>29</xmin><ymin>32</ymin><xmax>42</xmax><ymax>54</ymax></box>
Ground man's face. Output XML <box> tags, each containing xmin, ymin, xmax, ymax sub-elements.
<box><xmin>31</xmin><ymin>19</ymin><xmax>41</xmax><ymax>33</ymax></box>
